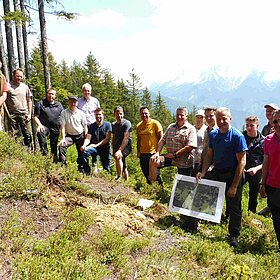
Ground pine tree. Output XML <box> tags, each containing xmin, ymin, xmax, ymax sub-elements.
<box><xmin>140</xmin><ymin>87</ymin><xmax>152</xmax><ymax>109</ymax></box>
<box><xmin>152</xmin><ymin>91</ymin><xmax>173</xmax><ymax>130</ymax></box>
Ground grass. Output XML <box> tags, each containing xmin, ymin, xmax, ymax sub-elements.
<box><xmin>0</xmin><ymin>132</ymin><xmax>279</xmax><ymax>279</ymax></box>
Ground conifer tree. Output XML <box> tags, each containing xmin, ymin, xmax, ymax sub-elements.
<box><xmin>140</xmin><ymin>87</ymin><xmax>152</xmax><ymax>109</ymax></box>
<box><xmin>152</xmin><ymin>91</ymin><xmax>173</xmax><ymax>129</ymax></box>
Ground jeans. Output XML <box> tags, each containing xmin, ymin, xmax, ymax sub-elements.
<box><xmin>81</xmin><ymin>146</ymin><xmax>111</xmax><ymax>174</ymax></box>
<box><xmin>205</xmin><ymin>168</ymin><xmax>243</xmax><ymax>238</ymax></box>
<box><xmin>58</xmin><ymin>133</ymin><xmax>84</xmax><ymax>170</ymax></box>
<box><xmin>37</xmin><ymin>126</ymin><xmax>59</xmax><ymax>158</ymax></box>
<box><xmin>266</xmin><ymin>185</ymin><xmax>280</xmax><ymax>249</ymax></box>
<box><xmin>243</xmin><ymin>171</ymin><xmax>261</xmax><ymax>213</ymax></box>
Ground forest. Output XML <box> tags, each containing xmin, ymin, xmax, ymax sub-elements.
<box><xmin>0</xmin><ymin>0</ymin><xmax>180</xmax><ymax>130</ymax></box>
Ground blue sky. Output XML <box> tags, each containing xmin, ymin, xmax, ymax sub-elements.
<box><xmin>27</xmin><ymin>0</ymin><xmax>280</xmax><ymax>86</ymax></box>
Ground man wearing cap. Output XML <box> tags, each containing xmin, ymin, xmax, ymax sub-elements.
<box><xmin>259</xmin><ymin>103</ymin><xmax>279</xmax><ymax>216</ymax></box>
<box><xmin>262</xmin><ymin>104</ymin><xmax>279</xmax><ymax>136</ymax></box>
<box><xmin>149</xmin><ymin>107</ymin><xmax>197</xmax><ymax>183</ymax></box>
<box><xmin>191</xmin><ymin>109</ymin><xmax>207</xmax><ymax>176</ymax></box>
<box><xmin>58</xmin><ymin>96</ymin><xmax>87</xmax><ymax>171</ymax></box>
<box><xmin>34</xmin><ymin>88</ymin><xmax>64</xmax><ymax>161</ymax></box>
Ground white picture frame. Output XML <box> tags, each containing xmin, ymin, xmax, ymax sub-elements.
<box><xmin>169</xmin><ymin>174</ymin><xmax>226</xmax><ymax>223</ymax></box>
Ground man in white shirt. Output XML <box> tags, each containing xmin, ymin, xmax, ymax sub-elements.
<box><xmin>58</xmin><ymin>96</ymin><xmax>87</xmax><ymax>171</ymax></box>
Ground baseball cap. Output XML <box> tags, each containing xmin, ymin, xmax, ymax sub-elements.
<box><xmin>68</xmin><ymin>95</ymin><xmax>78</xmax><ymax>101</ymax></box>
<box><xmin>264</xmin><ymin>103</ymin><xmax>279</xmax><ymax>110</ymax></box>
<box><xmin>196</xmin><ymin>109</ymin><xmax>205</xmax><ymax>117</ymax></box>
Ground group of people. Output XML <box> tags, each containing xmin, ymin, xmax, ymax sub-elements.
<box><xmin>0</xmin><ymin>66</ymin><xmax>279</xmax><ymax>256</ymax></box>
<box><xmin>138</xmin><ymin>103</ymin><xmax>279</xmax><ymax>254</ymax></box>
<box><xmin>0</xmin><ymin>67</ymin><xmax>132</xmax><ymax>181</ymax></box>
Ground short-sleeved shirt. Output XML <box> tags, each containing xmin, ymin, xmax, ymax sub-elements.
<box><xmin>261</xmin><ymin>123</ymin><xmax>273</xmax><ymax>137</ymax></box>
<box><xmin>34</xmin><ymin>99</ymin><xmax>64</xmax><ymax>132</ymax></box>
<box><xmin>77</xmin><ymin>96</ymin><xmax>100</xmax><ymax>125</ymax></box>
<box><xmin>6</xmin><ymin>81</ymin><xmax>32</xmax><ymax>114</ymax></box>
<box><xmin>162</xmin><ymin>121</ymin><xmax>197</xmax><ymax>168</ymax></box>
<box><xmin>209</xmin><ymin>126</ymin><xmax>248</xmax><ymax>170</ymax></box>
<box><xmin>60</xmin><ymin>108</ymin><xmax>87</xmax><ymax>135</ymax></box>
<box><xmin>194</xmin><ymin>124</ymin><xmax>207</xmax><ymax>164</ymax></box>
<box><xmin>264</xmin><ymin>133</ymin><xmax>280</xmax><ymax>188</ymax></box>
<box><xmin>112</xmin><ymin>119</ymin><xmax>132</xmax><ymax>153</ymax></box>
<box><xmin>136</xmin><ymin>118</ymin><xmax>163</xmax><ymax>154</ymax></box>
<box><xmin>88</xmin><ymin>121</ymin><xmax>112</xmax><ymax>151</ymax></box>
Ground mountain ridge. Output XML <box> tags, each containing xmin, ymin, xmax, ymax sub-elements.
<box><xmin>150</xmin><ymin>69</ymin><xmax>280</xmax><ymax>129</ymax></box>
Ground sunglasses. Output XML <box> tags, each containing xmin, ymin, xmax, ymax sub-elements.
<box><xmin>272</xmin><ymin>119</ymin><xmax>280</xmax><ymax>125</ymax></box>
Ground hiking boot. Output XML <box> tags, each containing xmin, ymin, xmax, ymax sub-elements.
<box><xmin>229</xmin><ymin>236</ymin><xmax>239</xmax><ymax>247</ymax></box>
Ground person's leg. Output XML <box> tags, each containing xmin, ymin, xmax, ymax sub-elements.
<box><xmin>149</xmin><ymin>156</ymin><xmax>164</xmax><ymax>183</ymax></box>
<box><xmin>99</xmin><ymin>148</ymin><xmax>111</xmax><ymax>173</ymax></box>
<box><xmin>122</xmin><ymin>147</ymin><xmax>131</xmax><ymax>180</ymax></box>
<box><xmin>49</xmin><ymin>130</ymin><xmax>60</xmax><ymax>161</ymax></box>
<box><xmin>82</xmin><ymin>146</ymin><xmax>98</xmax><ymax>174</ymax></box>
<box><xmin>266</xmin><ymin>186</ymin><xmax>280</xmax><ymax>251</ymax></box>
<box><xmin>37</xmin><ymin>126</ymin><xmax>50</xmax><ymax>155</ymax></box>
<box><xmin>18</xmin><ymin>115</ymin><xmax>33</xmax><ymax>150</ymax></box>
<box><xmin>8</xmin><ymin>114</ymin><xmax>21</xmax><ymax>138</ymax></box>
<box><xmin>140</xmin><ymin>154</ymin><xmax>151</xmax><ymax>183</ymax></box>
<box><xmin>58</xmin><ymin>136</ymin><xmax>73</xmax><ymax>165</ymax></box>
<box><xmin>74</xmin><ymin>134</ymin><xmax>85</xmax><ymax>171</ymax></box>
<box><xmin>247</xmin><ymin>172</ymin><xmax>261</xmax><ymax>213</ymax></box>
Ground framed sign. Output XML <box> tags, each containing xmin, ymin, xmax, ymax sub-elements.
<box><xmin>169</xmin><ymin>174</ymin><xmax>226</xmax><ymax>223</ymax></box>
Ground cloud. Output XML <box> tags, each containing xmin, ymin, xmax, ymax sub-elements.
<box><xmin>77</xmin><ymin>9</ymin><xmax>127</xmax><ymax>29</ymax></box>
<box><xmin>42</xmin><ymin>0</ymin><xmax>280</xmax><ymax>85</ymax></box>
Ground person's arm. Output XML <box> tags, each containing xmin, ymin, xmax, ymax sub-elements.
<box><xmin>196</xmin><ymin>147</ymin><xmax>213</xmax><ymax>181</ymax></box>
<box><xmin>0</xmin><ymin>91</ymin><xmax>7</xmax><ymax>107</ymax></box>
<box><xmin>245</xmin><ymin>164</ymin><xmax>262</xmax><ymax>176</ymax></box>
<box><xmin>260</xmin><ymin>154</ymin><xmax>269</xmax><ymax>198</ymax></box>
<box><xmin>27</xmin><ymin>96</ymin><xmax>32</xmax><ymax>120</ymax></box>
<box><xmin>58</xmin><ymin>124</ymin><xmax>67</xmax><ymax>146</ymax></box>
<box><xmin>80</xmin><ymin>133</ymin><xmax>92</xmax><ymax>151</ymax></box>
<box><xmin>95</xmin><ymin>131</ymin><xmax>111</xmax><ymax>148</ymax></box>
<box><xmin>34</xmin><ymin>115</ymin><xmax>45</xmax><ymax>132</ymax></box>
<box><xmin>227</xmin><ymin>151</ymin><xmax>246</xmax><ymax>198</ymax></box>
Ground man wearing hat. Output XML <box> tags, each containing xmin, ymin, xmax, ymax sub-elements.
<box><xmin>192</xmin><ymin>109</ymin><xmax>207</xmax><ymax>176</ymax></box>
<box><xmin>58</xmin><ymin>96</ymin><xmax>87</xmax><ymax>171</ymax></box>
<box><xmin>262</xmin><ymin>104</ymin><xmax>279</xmax><ymax>136</ymax></box>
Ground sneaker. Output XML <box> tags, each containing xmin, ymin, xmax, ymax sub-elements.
<box><xmin>229</xmin><ymin>236</ymin><xmax>239</xmax><ymax>247</ymax></box>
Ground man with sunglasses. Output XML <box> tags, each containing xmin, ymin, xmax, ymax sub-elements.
<box><xmin>260</xmin><ymin>109</ymin><xmax>280</xmax><ymax>258</ymax></box>
<box><xmin>242</xmin><ymin>116</ymin><xmax>264</xmax><ymax>213</ymax></box>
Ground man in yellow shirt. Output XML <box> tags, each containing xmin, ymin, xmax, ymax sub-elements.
<box><xmin>136</xmin><ymin>107</ymin><xmax>163</xmax><ymax>184</ymax></box>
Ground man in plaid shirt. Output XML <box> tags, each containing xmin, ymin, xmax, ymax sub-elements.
<box><xmin>149</xmin><ymin>107</ymin><xmax>197</xmax><ymax>182</ymax></box>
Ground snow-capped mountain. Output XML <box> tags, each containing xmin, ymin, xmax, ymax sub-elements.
<box><xmin>150</xmin><ymin>69</ymin><xmax>280</xmax><ymax>129</ymax></box>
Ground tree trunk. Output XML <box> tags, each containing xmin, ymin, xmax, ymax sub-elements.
<box><xmin>0</xmin><ymin>22</ymin><xmax>9</xmax><ymax>80</ymax></box>
<box><xmin>20</xmin><ymin>0</ymin><xmax>30</xmax><ymax>79</ymax></box>
<box><xmin>13</xmin><ymin>0</ymin><xmax>25</xmax><ymax>69</ymax></box>
<box><xmin>38</xmin><ymin>0</ymin><xmax>51</xmax><ymax>91</ymax></box>
<box><xmin>3</xmin><ymin>0</ymin><xmax>16</xmax><ymax>78</ymax></box>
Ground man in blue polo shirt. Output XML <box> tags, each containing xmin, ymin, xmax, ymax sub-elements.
<box><xmin>197</xmin><ymin>107</ymin><xmax>247</xmax><ymax>247</ymax></box>
<box><xmin>80</xmin><ymin>108</ymin><xmax>112</xmax><ymax>175</ymax></box>
<box><xmin>34</xmin><ymin>88</ymin><xmax>64</xmax><ymax>161</ymax></box>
